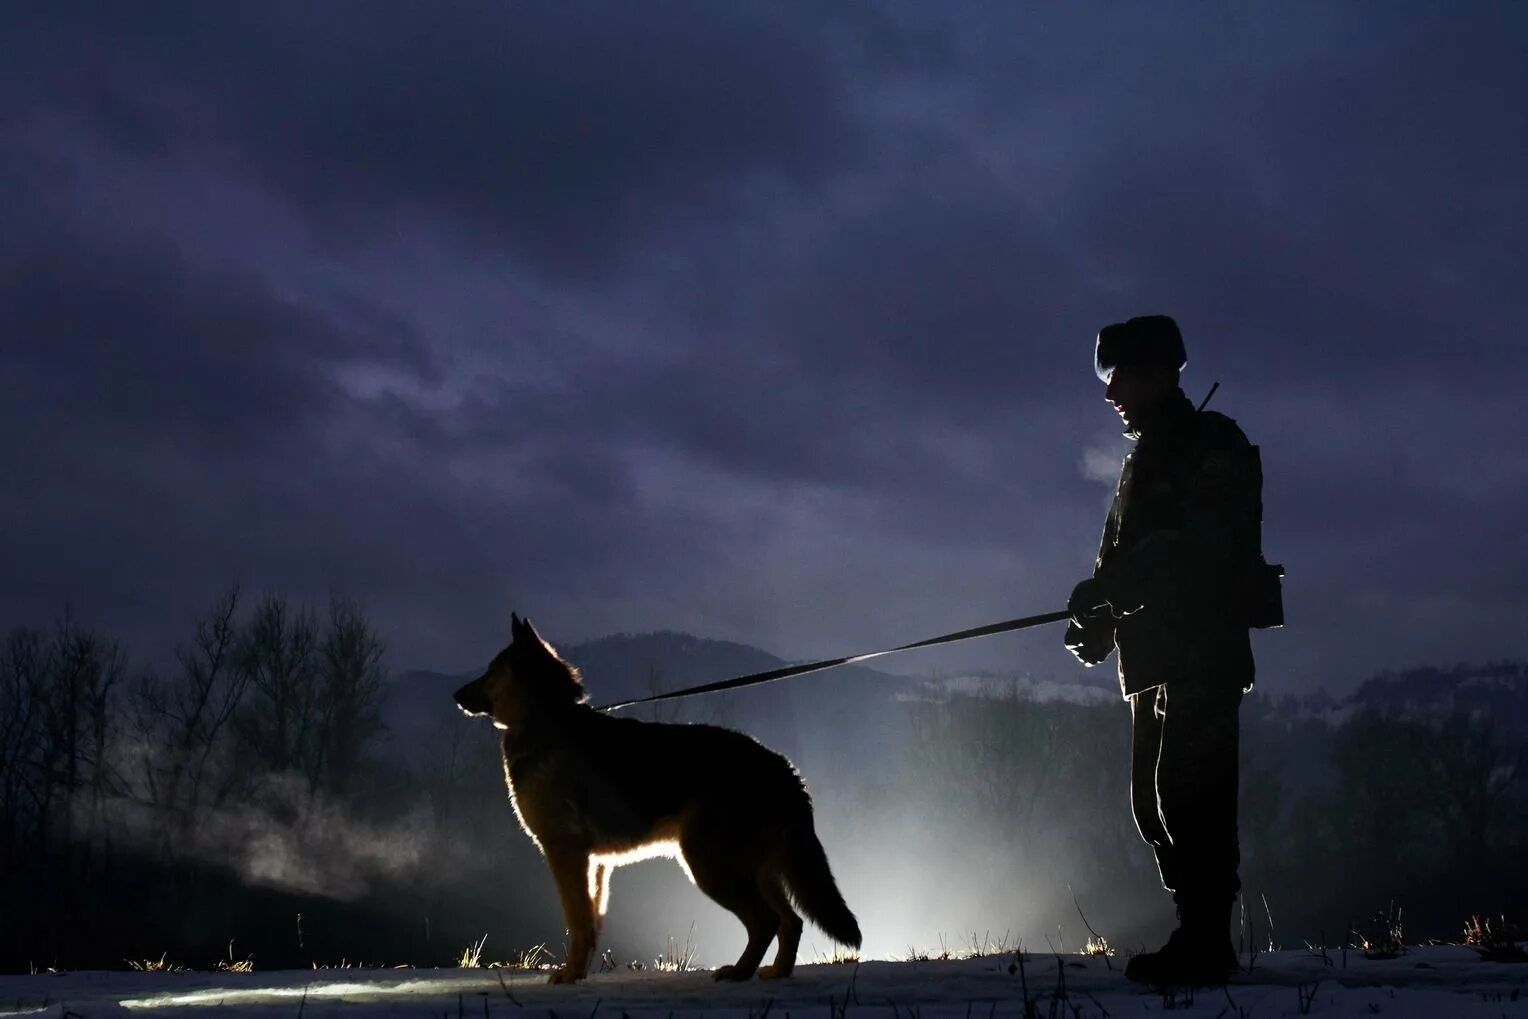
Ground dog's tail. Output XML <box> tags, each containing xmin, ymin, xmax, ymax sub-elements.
<box><xmin>783</xmin><ymin>822</ymin><xmax>862</xmax><ymax>948</ymax></box>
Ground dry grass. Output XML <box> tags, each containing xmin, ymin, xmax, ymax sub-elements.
<box><xmin>1352</xmin><ymin>905</ymin><xmax>1406</xmax><ymax>960</ymax></box>
<box><xmin>126</xmin><ymin>953</ymin><xmax>186</xmax><ymax>973</ymax></box>
<box><xmin>214</xmin><ymin>940</ymin><xmax>254</xmax><ymax>973</ymax></box>
<box><xmin>903</xmin><ymin>931</ymin><xmax>1016</xmax><ymax>962</ymax></box>
<box><xmin>1083</xmin><ymin>935</ymin><xmax>1114</xmax><ymax>958</ymax></box>
<box><xmin>653</xmin><ymin>927</ymin><xmax>699</xmax><ymax>973</ymax></box>
<box><xmin>962</xmin><ymin>930</ymin><xmax>1016</xmax><ymax>959</ymax></box>
<box><xmin>310</xmin><ymin>958</ymin><xmax>390</xmax><ymax>969</ymax></box>
<box><xmin>1464</xmin><ymin>914</ymin><xmax>1527</xmax><ymax>963</ymax></box>
<box><xmin>483</xmin><ymin>943</ymin><xmax>552</xmax><ymax>970</ymax></box>
<box><xmin>815</xmin><ymin>947</ymin><xmax>862</xmax><ymax>965</ymax></box>
<box><xmin>457</xmin><ymin>933</ymin><xmax>488</xmax><ymax>968</ymax></box>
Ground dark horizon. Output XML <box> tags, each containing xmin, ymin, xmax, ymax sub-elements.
<box><xmin>4</xmin><ymin>4</ymin><xmax>1526</xmax><ymax>697</ymax></box>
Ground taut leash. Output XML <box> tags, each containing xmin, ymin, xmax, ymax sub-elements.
<box><xmin>596</xmin><ymin>608</ymin><xmax>1071</xmax><ymax>712</ymax></box>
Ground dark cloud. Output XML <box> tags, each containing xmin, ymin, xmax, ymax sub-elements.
<box><xmin>0</xmin><ymin>3</ymin><xmax>1524</xmax><ymax>690</ymax></box>
<box><xmin>5</xmin><ymin>2</ymin><xmax>870</xmax><ymax>277</ymax></box>
<box><xmin>8</xmin><ymin>239</ymin><xmax>317</xmax><ymax>444</ymax></box>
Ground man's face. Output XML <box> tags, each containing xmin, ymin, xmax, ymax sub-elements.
<box><xmin>1104</xmin><ymin>364</ymin><xmax>1174</xmax><ymax>430</ymax></box>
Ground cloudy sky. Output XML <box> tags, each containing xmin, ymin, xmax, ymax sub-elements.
<box><xmin>2</xmin><ymin>2</ymin><xmax>1524</xmax><ymax>694</ymax></box>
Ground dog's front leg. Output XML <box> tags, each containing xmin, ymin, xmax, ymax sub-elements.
<box><xmin>589</xmin><ymin>858</ymin><xmax>611</xmax><ymax>940</ymax></box>
<box><xmin>546</xmin><ymin>847</ymin><xmax>598</xmax><ymax>984</ymax></box>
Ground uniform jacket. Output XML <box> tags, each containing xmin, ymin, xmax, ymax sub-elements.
<box><xmin>1094</xmin><ymin>389</ymin><xmax>1262</xmax><ymax>698</ymax></box>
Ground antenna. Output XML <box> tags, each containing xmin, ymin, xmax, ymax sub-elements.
<box><xmin>1197</xmin><ymin>381</ymin><xmax>1221</xmax><ymax>412</ymax></box>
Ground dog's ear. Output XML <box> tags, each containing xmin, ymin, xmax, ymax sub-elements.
<box><xmin>510</xmin><ymin>613</ymin><xmax>547</xmax><ymax>651</ymax></box>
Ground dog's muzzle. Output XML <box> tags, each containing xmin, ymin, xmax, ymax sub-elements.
<box><xmin>454</xmin><ymin>676</ymin><xmax>492</xmax><ymax>717</ymax></box>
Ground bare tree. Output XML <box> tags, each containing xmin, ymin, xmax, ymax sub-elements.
<box><xmin>0</xmin><ymin>617</ymin><xmax>123</xmax><ymax>884</ymax></box>
<box><xmin>1423</xmin><ymin>712</ymin><xmax>1525</xmax><ymax>869</ymax></box>
<box><xmin>315</xmin><ymin>594</ymin><xmax>387</xmax><ymax>796</ymax></box>
<box><xmin>129</xmin><ymin>586</ymin><xmax>249</xmax><ymax>861</ymax></box>
<box><xmin>235</xmin><ymin>593</ymin><xmax>320</xmax><ymax>779</ymax></box>
<box><xmin>0</xmin><ymin>627</ymin><xmax>43</xmax><ymax>876</ymax></box>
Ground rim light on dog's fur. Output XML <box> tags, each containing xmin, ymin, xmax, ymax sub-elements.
<box><xmin>454</xmin><ymin>614</ymin><xmax>861</xmax><ymax>984</ymax></box>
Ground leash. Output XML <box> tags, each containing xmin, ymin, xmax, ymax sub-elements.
<box><xmin>599</xmin><ymin>390</ymin><xmax>1225</xmax><ymax>712</ymax></box>
<box><xmin>596</xmin><ymin>607</ymin><xmax>1072</xmax><ymax>712</ymax></box>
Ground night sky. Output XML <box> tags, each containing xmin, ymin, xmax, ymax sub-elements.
<box><xmin>3</xmin><ymin>3</ymin><xmax>1524</xmax><ymax>695</ymax></box>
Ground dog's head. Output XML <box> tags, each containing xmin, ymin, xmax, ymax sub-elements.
<box><xmin>454</xmin><ymin>614</ymin><xmax>588</xmax><ymax>729</ymax></box>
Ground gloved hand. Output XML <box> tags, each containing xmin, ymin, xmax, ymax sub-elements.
<box><xmin>1068</xmin><ymin>578</ymin><xmax>1109</xmax><ymax>627</ymax></box>
<box><xmin>1071</xmin><ymin>561</ymin><xmax>1145</xmax><ymax>624</ymax></box>
<box><xmin>1064</xmin><ymin>618</ymin><xmax>1114</xmax><ymax>667</ymax></box>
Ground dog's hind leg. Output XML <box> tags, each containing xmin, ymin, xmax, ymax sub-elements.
<box><xmin>681</xmin><ymin>835</ymin><xmax>776</xmax><ymax>981</ymax></box>
<box><xmin>545</xmin><ymin>847</ymin><xmax>598</xmax><ymax>984</ymax></box>
<box><xmin>755</xmin><ymin>873</ymin><xmax>803</xmax><ymax>980</ymax></box>
<box><xmin>697</xmin><ymin>873</ymin><xmax>776</xmax><ymax>982</ymax></box>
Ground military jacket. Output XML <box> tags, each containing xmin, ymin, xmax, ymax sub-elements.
<box><xmin>1095</xmin><ymin>390</ymin><xmax>1262</xmax><ymax>697</ymax></box>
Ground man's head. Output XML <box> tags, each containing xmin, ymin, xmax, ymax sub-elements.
<box><xmin>1094</xmin><ymin>315</ymin><xmax>1186</xmax><ymax>430</ymax></box>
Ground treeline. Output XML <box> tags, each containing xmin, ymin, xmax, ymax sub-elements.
<box><xmin>5</xmin><ymin>593</ymin><xmax>1524</xmax><ymax>969</ymax></box>
<box><xmin>900</xmin><ymin>678</ymin><xmax>1528</xmax><ymax>949</ymax></box>
<box><xmin>0</xmin><ymin>589</ymin><xmax>534</xmax><ymax>973</ymax></box>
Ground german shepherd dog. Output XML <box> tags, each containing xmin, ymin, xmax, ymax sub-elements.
<box><xmin>454</xmin><ymin>615</ymin><xmax>862</xmax><ymax>984</ymax></box>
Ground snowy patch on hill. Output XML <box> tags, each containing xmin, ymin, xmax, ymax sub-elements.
<box><xmin>897</xmin><ymin>671</ymin><xmax>1118</xmax><ymax>706</ymax></box>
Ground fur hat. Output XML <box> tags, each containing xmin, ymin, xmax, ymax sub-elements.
<box><xmin>1094</xmin><ymin>315</ymin><xmax>1187</xmax><ymax>382</ymax></box>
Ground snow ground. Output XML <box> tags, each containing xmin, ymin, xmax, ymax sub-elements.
<box><xmin>2</xmin><ymin>946</ymin><xmax>1525</xmax><ymax>1018</ymax></box>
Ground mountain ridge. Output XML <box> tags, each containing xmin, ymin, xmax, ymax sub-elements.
<box><xmin>384</xmin><ymin>632</ymin><xmax>1528</xmax><ymax>749</ymax></box>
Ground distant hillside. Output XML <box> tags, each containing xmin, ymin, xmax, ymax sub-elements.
<box><xmin>382</xmin><ymin>667</ymin><xmax>471</xmax><ymax>745</ymax></box>
<box><xmin>560</xmin><ymin>630</ymin><xmax>789</xmax><ymax>706</ymax></box>
<box><xmin>909</xmin><ymin>668</ymin><xmax>1118</xmax><ymax>706</ymax></box>
<box><xmin>388</xmin><ymin>639</ymin><xmax>1528</xmax><ymax>740</ymax></box>
<box><xmin>385</xmin><ymin>632</ymin><xmax>1528</xmax><ymax>800</ymax></box>
<box><xmin>1347</xmin><ymin>660</ymin><xmax>1528</xmax><ymax>734</ymax></box>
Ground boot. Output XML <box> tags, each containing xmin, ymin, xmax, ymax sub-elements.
<box><xmin>1124</xmin><ymin>898</ymin><xmax>1238</xmax><ymax>986</ymax></box>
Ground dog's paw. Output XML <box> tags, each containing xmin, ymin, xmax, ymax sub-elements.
<box><xmin>756</xmin><ymin>965</ymin><xmax>792</xmax><ymax>981</ymax></box>
<box><xmin>547</xmin><ymin>966</ymin><xmax>583</xmax><ymax>985</ymax></box>
<box><xmin>712</xmin><ymin>964</ymin><xmax>755</xmax><ymax>982</ymax></box>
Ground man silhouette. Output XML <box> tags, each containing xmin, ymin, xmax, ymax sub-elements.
<box><xmin>1065</xmin><ymin>315</ymin><xmax>1268</xmax><ymax>985</ymax></box>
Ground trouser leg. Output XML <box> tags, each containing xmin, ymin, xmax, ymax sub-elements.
<box><xmin>1124</xmin><ymin>682</ymin><xmax>1244</xmax><ymax>984</ymax></box>
<box><xmin>1155</xmin><ymin>682</ymin><xmax>1243</xmax><ymax>909</ymax></box>
<box><xmin>1129</xmin><ymin>687</ymin><xmax>1177</xmax><ymax>891</ymax></box>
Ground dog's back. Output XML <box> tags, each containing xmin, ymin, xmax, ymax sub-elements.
<box><xmin>509</xmin><ymin>712</ymin><xmax>803</xmax><ymax>842</ymax></box>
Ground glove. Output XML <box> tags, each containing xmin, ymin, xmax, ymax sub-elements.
<box><xmin>1064</xmin><ymin>618</ymin><xmax>1114</xmax><ymax>667</ymax></box>
<box><xmin>1068</xmin><ymin>578</ymin><xmax>1109</xmax><ymax>627</ymax></box>
<box><xmin>1072</xmin><ymin>560</ymin><xmax>1145</xmax><ymax>623</ymax></box>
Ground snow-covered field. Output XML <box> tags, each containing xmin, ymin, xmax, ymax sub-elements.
<box><xmin>3</xmin><ymin>947</ymin><xmax>1525</xmax><ymax>1018</ymax></box>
